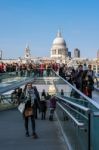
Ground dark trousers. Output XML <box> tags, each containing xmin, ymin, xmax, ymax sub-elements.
<box><xmin>24</xmin><ymin>115</ymin><xmax>35</xmax><ymax>134</ymax></box>
<box><xmin>49</xmin><ymin>108</ymin><xmax>55</xmax><ymax>121</ymax></box>
<box><xmin>41</xmin><ymin>111</ymin><xmax>46</xmax><ymax>120</ymax></box>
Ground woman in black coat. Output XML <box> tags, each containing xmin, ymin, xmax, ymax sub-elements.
<box><xmin>40</xmin><ymin>89</ymin><xmax>47</xmax><ymax>120</ymax></box>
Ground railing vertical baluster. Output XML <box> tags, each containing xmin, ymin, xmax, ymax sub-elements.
<box><xmin>88</xmin><ymin>112</ymin><xmax>91</xmax><ymax>150</ymax></box>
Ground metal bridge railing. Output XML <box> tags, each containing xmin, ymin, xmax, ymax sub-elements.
<box><xmin>56</xmin><ymin>95</ymin><xmax>90</xmax><ymax>150</ymax></box>
<box><xmin>52</xmin><ymin>70</ymin><xmax>99</xmax><ymax>150</ymax></box>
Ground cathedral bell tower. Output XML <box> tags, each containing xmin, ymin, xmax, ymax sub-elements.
<box><xmin>24</xmin><ymin>45</ymin><xmax>31</xmax><ymax>59</ymax></box>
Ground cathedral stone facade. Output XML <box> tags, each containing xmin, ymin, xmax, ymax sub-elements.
<box><xmin>50</xmin><ymin>31</ymin><xmax>68</xmax><ymax>63</ymax></box>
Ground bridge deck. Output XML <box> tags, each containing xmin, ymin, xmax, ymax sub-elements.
<box><xmin>0</xmin><ymin>109</ymin><xmax>66</xmax><ymax>150</ymax></box>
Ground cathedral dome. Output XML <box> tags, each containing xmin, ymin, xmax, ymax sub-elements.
<box><xmin>52</xmin><ymin>31</ymin><xmax>66</xmax><ymax>46</ymax></box>
<box><xmin>50</xmin><ymin>30</ymin><xmax>68</xmax><ymax>61</ymax></box>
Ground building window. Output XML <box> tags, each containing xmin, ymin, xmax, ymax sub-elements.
<box><xmin>58</xmin><ymin>49</ymin><xmax>62</xmax><ymax>54</ymax></box>
<box><xmin>52</xmin><ymin>50</ymin><xmax>56</xmax><ymax>54</ymax></box>
<box><xmin>93</xmin><ymin>68</ymin><xmax>96</xmax><ymax>71</ymax></box>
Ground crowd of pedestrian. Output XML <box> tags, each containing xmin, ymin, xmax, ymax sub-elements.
<box><xmin>0</xmin><ymin>62</ymin><xmax>58</xmax><ymax>73</ymax></box>
<box><xmin>58</xmin><ymin>64</ymin><xmax>94</xmax><ymax>98</ymax></box>
<box><xmin>2</xmin><ymin>61</ymin><xmax>95</xmax><ymax>99</ymax></box>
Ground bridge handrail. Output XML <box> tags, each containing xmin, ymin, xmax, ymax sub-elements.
<box><xmin>56</xmin><ymin>95</ymin><xmax>90</xmax><ymax>112</ymax></box>
<box><xmin>61</xmin><ymin>100</ymin><xmax>88</xmax><ymax>120</ymax></box>
<box><xmin>53</xmin><ymin>69</ymin><xmax>99</xmax><ymax>110</ymax></box>
<box><xmin>0</xmin><ymin>71</ymin><xmax>16</xmax><ymax>75</ymax></box>
<box><xmin>0</xmin><ymin>68</ymin><xmax>55</xmax><ymax>94</ymax></box>
<box><xmin>57</xmin><ymin>101</ymin><xmax>84</xmax><ymax>127</ymax></box>
<box><xmin>0</xmin><ymin>77</ymin><xmax>35</xmax><ymax>94</ymax></box>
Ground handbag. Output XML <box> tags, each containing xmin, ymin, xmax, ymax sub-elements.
<box><xmin>24</xmin><ymin>107</ymin><xmax>33</xmax><ymax>117</ymax></box>
<box><xmin>18</xmin><ymin>102</ymin><xmax>25</xmax><ymax>113</ymax></box>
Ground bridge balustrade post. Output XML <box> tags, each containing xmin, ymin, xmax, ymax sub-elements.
<box><xmin>88</xmin><ymin>112</ymin><xmax>91</xmax><ymax>150</ymax></box>
<box><xmin>91</xmin><ymin>112</ymin><xmax>99</xmax><ymax>150</ymax></box>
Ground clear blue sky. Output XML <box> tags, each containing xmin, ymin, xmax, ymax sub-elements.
<box><xmin>0</xmin><ymin>0</ymin><xmax>99</xmax><ymax>59</ymax></box>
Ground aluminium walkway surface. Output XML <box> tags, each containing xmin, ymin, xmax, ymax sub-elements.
<box><xmin>0</xmin><ymin>109</ymin><xmax>67</xmax><ymax>150</ymax></box>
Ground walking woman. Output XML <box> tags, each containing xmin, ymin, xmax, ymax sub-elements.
<box><xmin>23</xmin><ymin>83</ymin><xmax>38</xmax><ymax>138</ymax></box>
<box><xmin>40</xmin><ymin>89</ymin><xmax>47</xmax><ymax>120</ymax></box>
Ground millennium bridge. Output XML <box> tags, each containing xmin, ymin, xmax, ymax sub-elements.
<box><xmin>0</xmin><ymin>69</ymin><xmax>99</xmax><ymax>150</ymax></box>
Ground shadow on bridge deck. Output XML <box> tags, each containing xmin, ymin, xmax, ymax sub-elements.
<box><xmin>0</xmin><ymin>109</ymin><xmax>67</xmax><ymax>150</ymax></box>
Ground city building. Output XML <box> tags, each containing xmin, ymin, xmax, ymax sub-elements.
<box><xmin>68</xmin><ymin>51</ymin><xmax>71</xmax><ymax>58</ymax></box>
<box><xmin>74</xmin><ymin>48</ymin><xmax>80</xmax><ymax>58</ymax></box>
<box><xmin>0</xmin><ymin>31</ymin><xmax>99</xmax><ymax>74</ymax></box>
<box><xmin>0</xmin><ymin>50</ymin><xmax>2</xmax><ymax>60</ymax></box>
<box><xmin>97</xmin><ymin>49</ymin><xmax>99</xmax><ymax>58</ymax></box>
<box><xmin>50</xmin><ymin>30</ymin><xmax>68</xmax><ymax>63</ymax></box>
<box><xmin>24</xmin><ymin>45</ymin><xmax>31</xmax><ymax>59</ymax></box>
